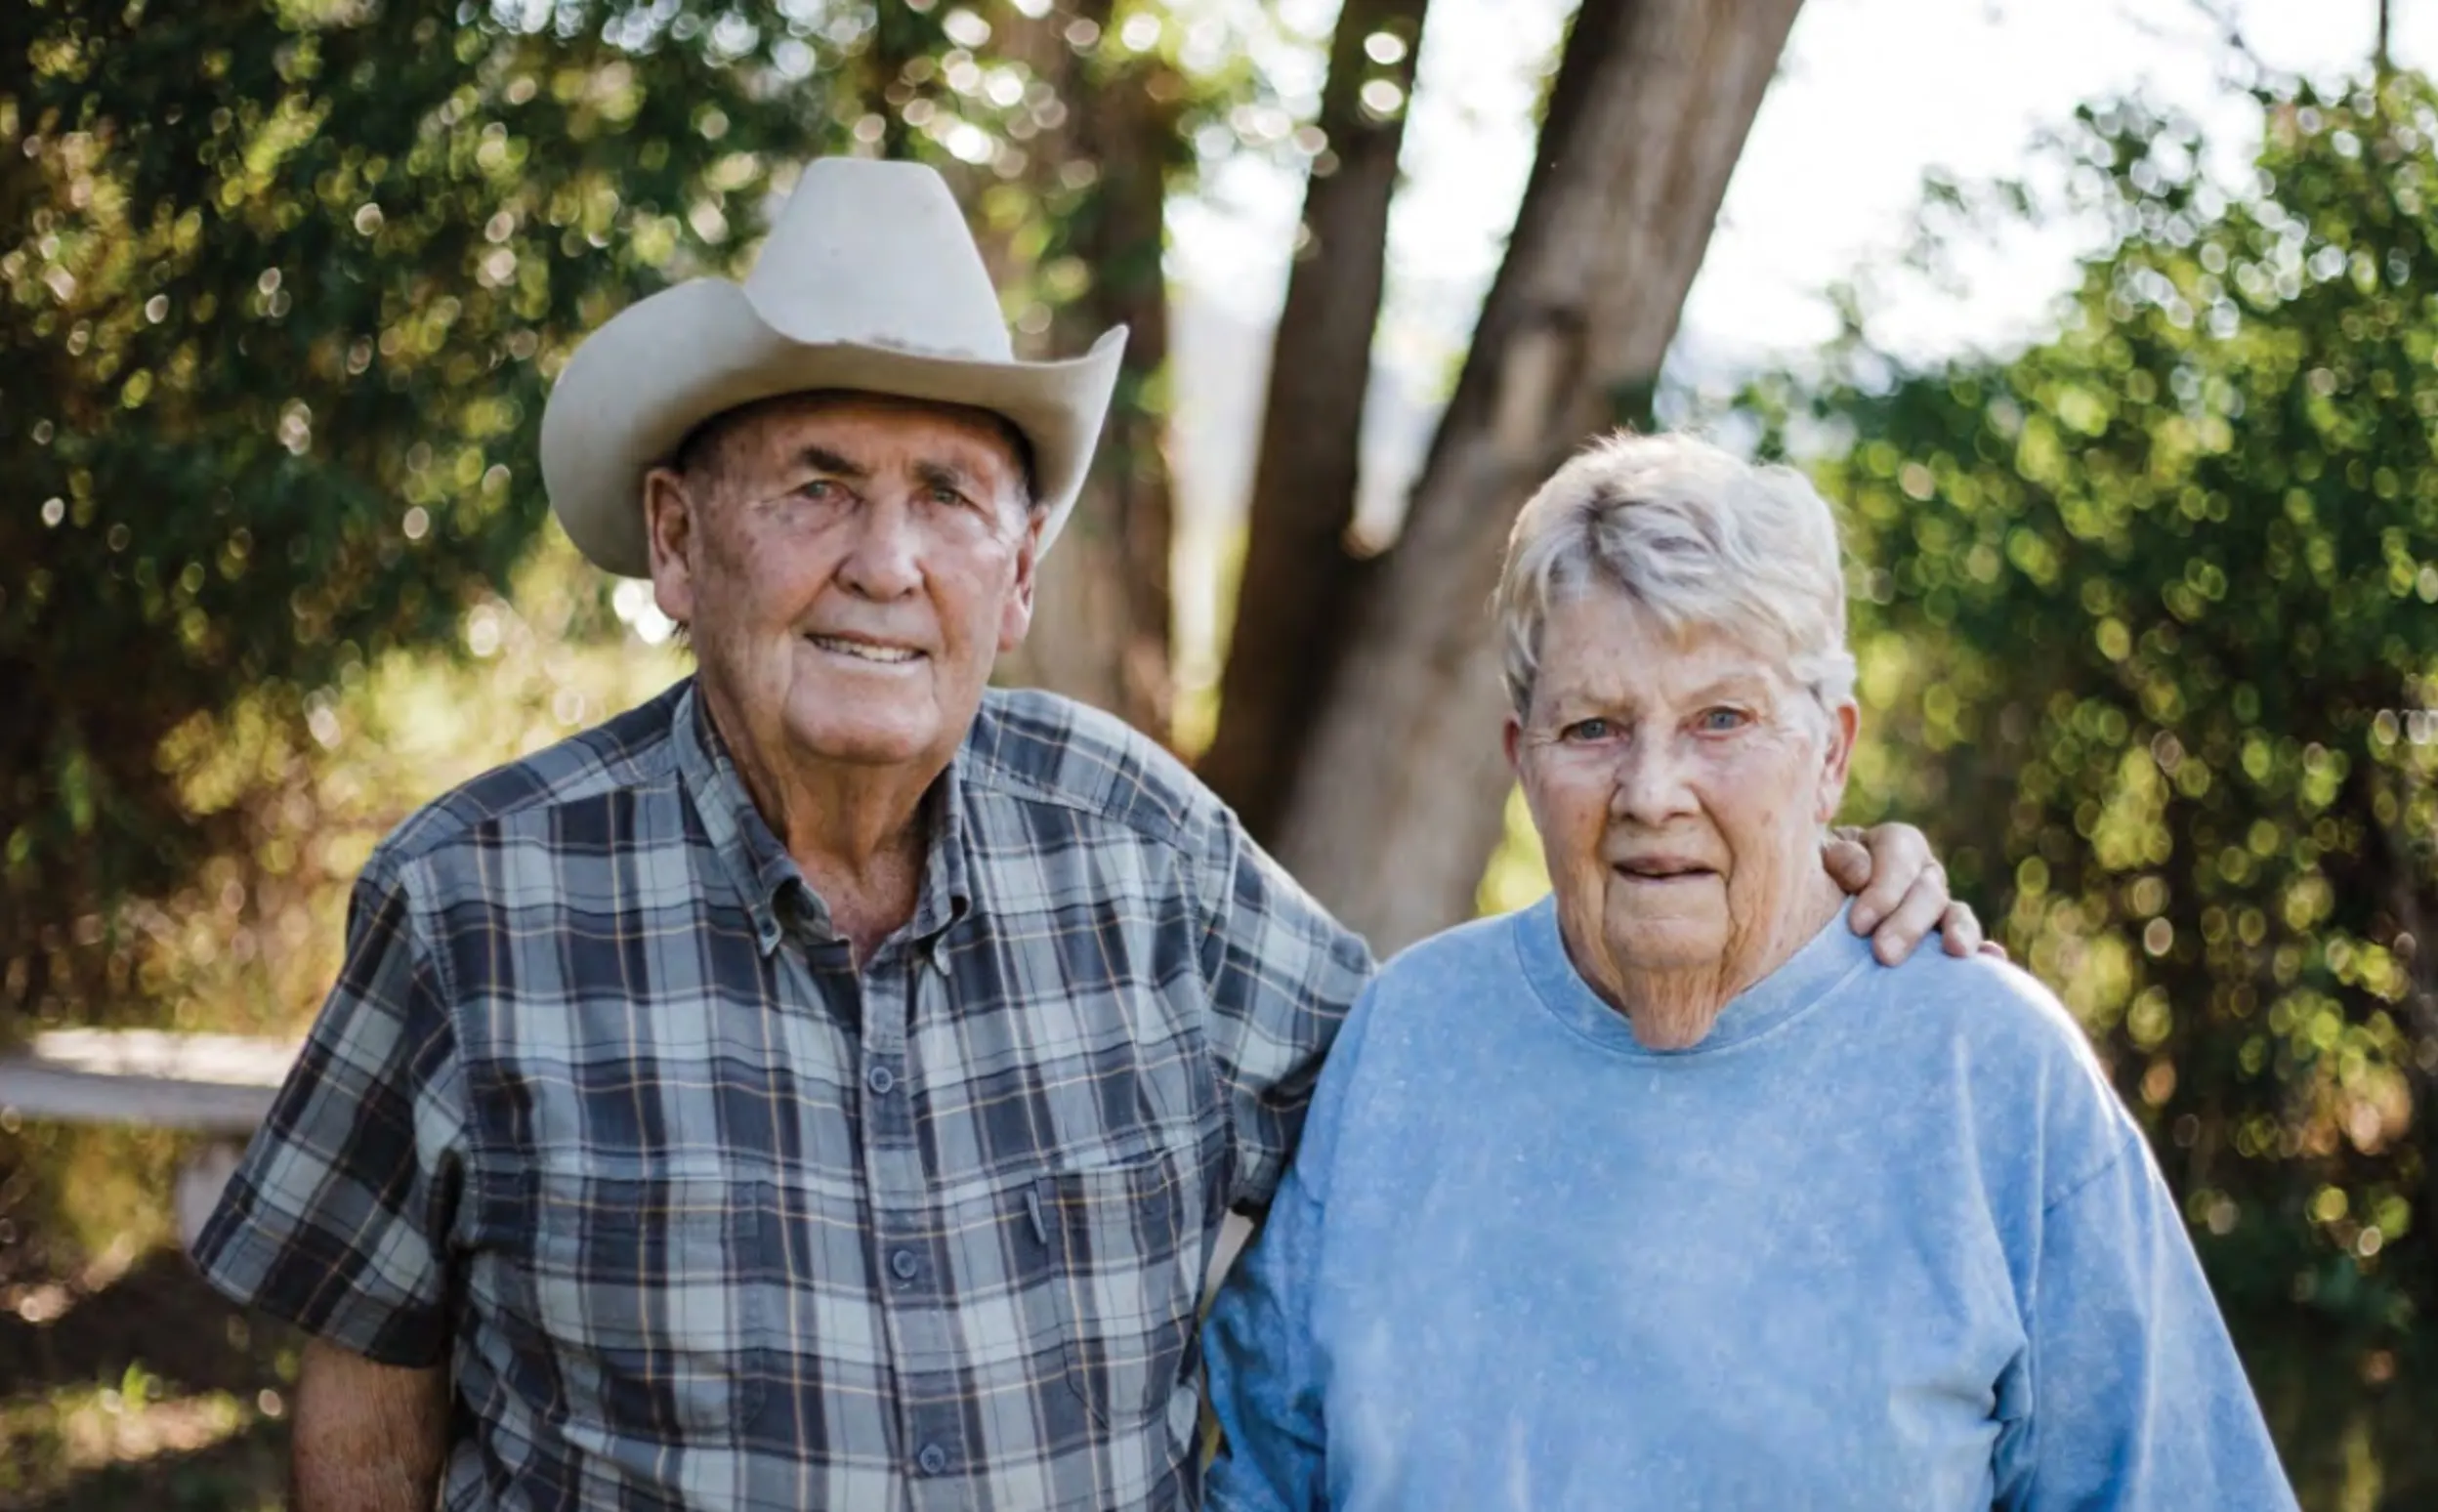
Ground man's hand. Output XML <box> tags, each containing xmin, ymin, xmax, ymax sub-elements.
<box><xmin>1821</xmin><ymin>823</ymin><xmax>2005</xmax><ymax>966</ymax></box>
<box><xmin>292</xmin><ymin>1337</ymin><xmax>447</xmax><ymax>1512</ymax></box>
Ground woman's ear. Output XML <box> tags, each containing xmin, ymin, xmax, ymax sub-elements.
<box><xmin>1815</xmin><ymin>700</ymin><xmax>1860</xmax><ymax>824</ymax></box>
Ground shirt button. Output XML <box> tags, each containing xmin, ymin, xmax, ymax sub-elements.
<box><xmin>865</xmin><ymin>1063</ymin><xmax>896</xmax><ymax>1096</ymax></box>
<box><xmin>890</xmin><ymin>1247</ymin><xmax>920</xmax><ymax>1281</ymax></box>
<box><xmin>917</xmin><ymin>1443</ymin><xmax>948</xmax><ymax>1476</ymax></box>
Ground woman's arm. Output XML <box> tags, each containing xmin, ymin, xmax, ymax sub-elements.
<box><xmin>1203</xmin><ymin>1156</ymin><xmax>1331</xmax><ymax>1512</ymax></box>
<box><xmin>1993</xmin><ymin>1135</ymin><xmax>2297</xmax><ymax>1511</ymax></box>
<box><xmin>1203</xmin><ymin>979</ymin><xmax>1387</xmax><ymax>1512</ymax></box>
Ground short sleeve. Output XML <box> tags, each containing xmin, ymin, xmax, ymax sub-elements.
<box><xmin>1992</xmin><ymin>1132</ymin><xmax>2299</xmax><ymax>1512</ymax></box>
<box><xmin>1194</xmin><ymin>805</ymin><xmax>1374</xmax><ymax>1214</ymax></box>
<box><xmin>188</xmin><ymin>852</ymin><xmax>467</xmax><ymax>1367</ymax></box>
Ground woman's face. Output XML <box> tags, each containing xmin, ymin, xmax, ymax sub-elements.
<box><xmin>1506</xmin><ymin>590</ymin><xmax>1858</xmax><ymax>1048</ymax></box>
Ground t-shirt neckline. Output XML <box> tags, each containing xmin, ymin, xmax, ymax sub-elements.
<box><xmin>1512</xmin><ymin>893</ymin><xmax>1876</xmax><ymax>1059</ymax></box>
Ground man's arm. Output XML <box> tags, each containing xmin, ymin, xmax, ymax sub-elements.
<box><xmin>292</xmin><ymin>1339</ymin><xmax>448</xmax><ymax>1512</ymax></box>
<box><xmin>187</xmin><ymin>856</ymin><xmax>469</xmax><ymax>1498</ymax></box>
<box><xmin>1823</xmin><ymin>821</ymin><xmax>1999</xmax><ymax>963</ymax></box>
<box><xmin>1194</xmin><ymin>804</ymin><xmax>1377</xmax><ymax>1215</ymax></box>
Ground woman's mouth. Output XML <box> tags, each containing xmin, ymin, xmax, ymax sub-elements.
<box><xmin>1613</xmin><ymin>859</ymin><xmax>1714</xmax><ymax>883</ymax></box>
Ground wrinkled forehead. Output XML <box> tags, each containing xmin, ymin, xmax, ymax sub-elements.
<box><xmin>681</xmin><ymin>389</ymin><xmax>1033</xmax><ymax>493</ymax></box>
<box><xmin>1530</xmin><ymin>586</ymin><xmax>1800</xmax><ymax>712</ymax></box>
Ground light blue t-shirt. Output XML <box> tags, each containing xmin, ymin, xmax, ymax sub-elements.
<box><xmin>1204</xmin><ymin>898</ymin><xmax>2296</xmax><ymax>1512</ymax></box>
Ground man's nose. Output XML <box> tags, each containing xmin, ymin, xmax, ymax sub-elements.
<box><xmin>836</xmin><ymin>494</ymin><xmax>923</xmax><ymax>599</ymax></box>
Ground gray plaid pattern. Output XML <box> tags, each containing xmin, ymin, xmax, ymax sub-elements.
<box><xmin>190</xmin><ymin>678</ymin><xmax>1371</xmax><ymax>1511</ymax></box>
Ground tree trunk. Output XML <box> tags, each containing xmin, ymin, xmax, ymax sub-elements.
<box><xmin>1270</xmin><ymin>0</ymin><xmax>1807</xmax><ymax>952</ymax></box>
<box><xmin>1198</xmin><ymin>0</ymin><xmax>1432</xmax><ymax>838</ymax></box>
<box><xmin>993</xmin><ymin>1</ymin><xmax>1178</xmax><ymax>741</ymax></box>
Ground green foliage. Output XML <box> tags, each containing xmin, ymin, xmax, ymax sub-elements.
<box><xmin>0</xmin><ymin>0</ymin><xmax>862</xmax><ymax>1022</ymax></box>
<box><xmin>0</xmin><ymin>0</ymin><xmax>1300</xmax><ymax>1027</ymax></box>
<box><xmin>1755</xmin><ymin>74</ymin><xmax>2438</xmax><ymax>1506</ymax></box>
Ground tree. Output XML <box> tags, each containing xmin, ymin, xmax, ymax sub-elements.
<box><xmin>1748</xmin><ymin>77</ymin><xmax>2438</xmax><ymax>1507</ymax></box>
<box><xmin>1198</xmin><ymin>0</ymin><xmax>1430</xmax><ymax>836</ymax></box>
<box><xmin>0</xmin><ymin>0</ymin><xmax>867</xmax><ymax>1029</ymax></box>
<box><xmin>982</xmin><ymin>0</ymin><xmax>1187</xmax><ymax>739</ymax></box>
<box><xmin>1226</xmin><ymin>0</ymin><xmax>1810</xmax><ymax>951</ymax></box>
<box><xmin>0</xmin><ymin>0</ymin><xmax>1268</xmax><ymax>1029</ymax></box>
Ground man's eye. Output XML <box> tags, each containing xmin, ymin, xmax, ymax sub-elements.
<box><xmin>1697</xmin><ymin>707</ymin><xmax>1749</xmax><ymax>734</ymax></box>
<box><xmin>1561</xmin><ymin>718</ymin><xmax>1612</xmax><ymax>742</ymax></box>
<box><xmin>798</xmin><ymin>479</ymin><xmax>839</xmax><ymax>501</ymax></box>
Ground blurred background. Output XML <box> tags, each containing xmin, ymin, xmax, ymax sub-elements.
<box><xmin>3</xmin><ymin>0</ymin><xmax>2434</xmax><ymax>1505</ymax></box>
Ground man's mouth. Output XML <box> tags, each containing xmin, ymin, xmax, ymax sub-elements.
<box><xmin>805</xmin><ymin>633</ymin><xmax>924</xmax><ymax>665</ymax></box>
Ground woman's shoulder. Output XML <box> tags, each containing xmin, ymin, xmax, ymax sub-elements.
<box><xmin>1865</xmin><ymin>946</ymin><xmax>2140</xmax><ymax>1203</ymax></box>
<box><xmin>1371</xmin><ymin>907</ymin><xmax>1529</xmax><ymax>989</ymax></box>
<box><xmin>1875</xmin><ymin>947</ymin><xmax>2092</xmax><ymax>1053</ymax></box>
<box><xmin>1339</xmin><ymin>906</ymin><xmax>1545</xmax><ymax>1057</ymax></box>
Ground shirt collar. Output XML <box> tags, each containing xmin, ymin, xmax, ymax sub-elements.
<box><xmin>672</xmin><ymin>679</ymin><xmax>974</xmax><ymax>958</ymax></box>
<box><xmin>1514</xmin><ymin>892</ymin><xmax>1873</xmax><ymax>1057</ymax></box>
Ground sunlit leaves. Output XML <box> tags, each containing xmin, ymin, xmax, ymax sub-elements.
<box><xmin>1756</xmin><ymin>71</ymin><xmax>2438</xmax><ymax>1499</ymax></box>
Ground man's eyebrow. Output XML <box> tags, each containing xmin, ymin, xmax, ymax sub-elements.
<box><xmin>796</xmin><ymin>445</ymin><xmax>869</xmax><ymax>479</ymax></box>
<box><xmin>912</xmin><ymin>458</ymin><xmax>980</xmax><ymax>495</ymax></box>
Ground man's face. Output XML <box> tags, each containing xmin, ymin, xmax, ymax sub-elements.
<box><xmin>645</xmin><ymin>392</ymin><xmax>1039</xmax><ymax>777</ymax></box>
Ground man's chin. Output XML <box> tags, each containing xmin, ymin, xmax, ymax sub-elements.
<box><xmin>782</xmin><ymin>716</ymin><xmax>942</xmax><ymax>771</ymax></box>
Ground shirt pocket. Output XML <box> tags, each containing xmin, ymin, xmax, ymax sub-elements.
<box><xmin>528</xmin><ymin>1170</ymin><xmax>769</xmax><ymax>1443</ymax></box>
<box><xmin>1032</xmin><ymin>1150</ymin><xmax>1198</xmax><ymax>1431</ymax></box>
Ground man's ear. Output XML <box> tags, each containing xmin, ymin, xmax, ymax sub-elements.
<box><xmin>1815</xmin><ymin>699</ymin><xmax>1860</xmax><ymax>824</ymax></box>
<box><xmin>645</xmin><ymin>467</ymin><xmax>701</xmax><ymax>628</ymax></box>
<box><xmin>997</xmin><ymin>505</ymin><xmax>1047</xmax><ymax>652</ymax></box>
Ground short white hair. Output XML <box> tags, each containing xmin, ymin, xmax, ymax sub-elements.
<box><xmin>1494</xmin><ymin>431</ymin><xmax>1858</xmax><ymax>720</ymax></box>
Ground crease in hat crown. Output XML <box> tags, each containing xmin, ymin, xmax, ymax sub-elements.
<box><xmin>540</xmin><ymin>156</ymin><xmax>1125</xmax><ymax>578</ymax></box>
<box><xmin>737</xmin><ymin>159</ymin><xmax>1014</xmax><ymax>360</ymax></box>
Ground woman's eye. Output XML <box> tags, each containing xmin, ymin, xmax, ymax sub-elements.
<box><xmin>1697</xmin><ymin>707</ymin><xmax>1749</xmax><ymax>734</ymax></box>
<box><xmin>1561</xmin><ymin>718</ymin><xmax>1612</xmax><ymax>742</ymax></box>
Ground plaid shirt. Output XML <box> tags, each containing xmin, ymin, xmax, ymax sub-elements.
<box><xmin>191</xmin><ymin>678</ymin><xmax>1371</xmax><ymax>1511</ymax></box>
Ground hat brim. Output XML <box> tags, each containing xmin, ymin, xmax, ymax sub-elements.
<box><xmin>540</xmin><ymin>278</ymin><xmax>1126</xmax><ymax>578</ymax></box>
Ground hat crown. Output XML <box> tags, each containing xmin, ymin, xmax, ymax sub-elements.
<box><xmin>741</xmin><ymin>158</ymin><xmax>1014</xmax><ymax>362</ymax></box>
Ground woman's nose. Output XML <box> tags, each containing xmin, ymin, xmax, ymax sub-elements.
<box><xmin>1609</xmin><ymin>735</ymin><xmax>1696</xmax><ymax>822</ymax></box>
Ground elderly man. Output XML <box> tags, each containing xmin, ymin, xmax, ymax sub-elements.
<box><xmin>190</xmin><ymin>160</ymin><xmax>1979</xmax><ymax>1511</ymax></box>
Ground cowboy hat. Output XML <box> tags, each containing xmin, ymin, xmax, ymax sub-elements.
<box><xmin>540</xmin><ymin>156</ymin><xmax>1126</xmax><ymax>578</ymax></box>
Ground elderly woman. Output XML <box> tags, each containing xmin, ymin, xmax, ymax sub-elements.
<box><xmin>1203</xmin><ymin>434</ymin><xmax>2294</xmax><ymax>1511</ymax></box>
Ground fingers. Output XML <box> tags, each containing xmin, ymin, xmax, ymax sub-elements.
<box><xmin>1939</xmin><ymin>901</ymin><xmax>1984</xmax><ymax>957</ymax></box>
<box><xmin>1866</xmin><ymin>863</ymin><xmax>1950</xmax><ymax>964</ymax></box>
<box><xmin>1844</xmin><ymin>823</ymin><xmax>1932</xmax><ymax>937</ymax></box>
<box><xmin>1977</xmin><ymin>939</ymin><xmax>2010</xmax><ymax>962</ymax></box>
<box><xmin>1820</xmin><ymin>829</ymin><xmax>1871</xmax><ymax>896</ymax></box>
